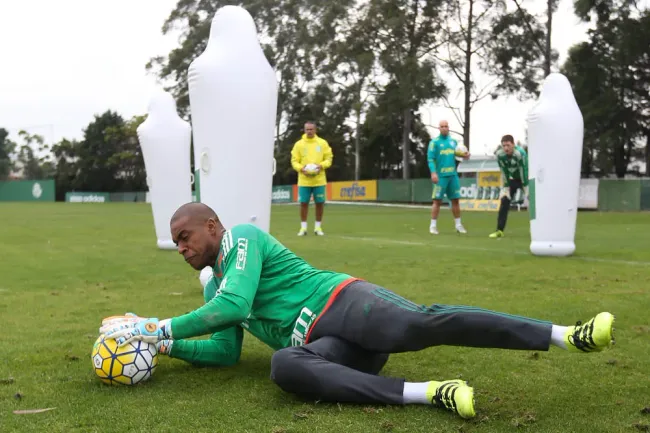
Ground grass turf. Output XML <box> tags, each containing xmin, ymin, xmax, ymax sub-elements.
<box><xmin>0</xmin><ymin>202</ymin><xmax>649</xmax><ymax>433</ymax></box>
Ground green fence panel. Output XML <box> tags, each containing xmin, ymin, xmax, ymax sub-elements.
<box><xmin>272</xmin><ymin>185</ymin><xmax>293</xmax><ymax>203</ymax></box>
<box><xmin>597</xmin><ymin>179</ymin><xmax>641</xmax><ymax>211</ymax></box>
<box><xmin>411</xmin><ymin>178</ymin><xmax>433</xmax><ymax>203</ymax></box>
<box><xmin>641</xmin><ymin>180</ymin><xmax>650</xmax><ymax>211</ymax></box>
<box><xmin>377</xmin><ymin>179</ymin><xmax>412</xmax><ymax>202</ymax></box>
<box><xmin>65</xmin><ymin>192</ymin><xmax>110</xmax><ymax>203</ymax></box>
<box><xmin>109</xmin><ymin>192</ymin><xmax>144</xmax><ymax>202</ymax></box>
<box><xmin>0</xmin><ymin>180</ymin><xmax>55</xmax><ymax>201</ymax></box>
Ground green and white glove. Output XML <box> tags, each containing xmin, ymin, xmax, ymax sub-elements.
<box><xmin>499</xmin><ymin>187</ymin><xmax>510</xmax><ymax>200</ymax></box>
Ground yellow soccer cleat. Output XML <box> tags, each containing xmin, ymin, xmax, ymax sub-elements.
<box><xmin>314</xmin><ymin>227</ymin><xmax>325</xmax><ymax>236</ymax></box>
<box><xmin>426</xmin><ymin>379</ymin><xmax>476</xmax><ymax>419</ymax></box>
<box><xmin>489</xmin><ymin>230</ymin><xmax>504</xmax><ymax>238</ymax></box>
<box><xmin>297</xmin><ymin>228</ymin><xmax>307</xmax><ymax>236</ymax></box>
<box><xmin>565</xmin><ymin>312</ymin><xmax>615</xmax><ymax>352</ymax></box>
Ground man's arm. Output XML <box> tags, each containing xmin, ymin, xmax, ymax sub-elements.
<box><xmin>170</xmin><ymin>228</ymin><xmax>263</xmax><ymax>340</ymax></box>
<box><xmin>320</xmin><ymin>140</ymin><xmax>333</xmax><ymax>169</ymax></box>
<box><xmin>290</xmin><ymin>142</ymin><xmax>304</xmax><ymax>173</ymax></box>
<box><xmin>427</xmin><ymin>141</ymin><xmax>437</xmax><ymax>173</ymax></box>
<box><xmin>520</xmin><ymin>150</ymin><xmax>529</xmax><ymax>187</ymax></box>
<box><xmin>497</xmin><ymin>156</ymin><xmax>510</xmax><ymax>188</ymax></box>
<box><xmin>165</xmin><ymin>326</ymin><xmax>243</xmax><ymax>367</ymax></box>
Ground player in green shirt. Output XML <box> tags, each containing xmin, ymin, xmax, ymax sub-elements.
<box><xmin>101</xmin><ymin>202</ymin><xmax>615</xmax><ymax>420</ymax></box>
<box><xmin>427</xmin><ymin>120</ymin><xmax>469</xmax><ymax>235</ymax></box>
<box><xmin>489</xmin><ymin>135</ymin><xmax>529</xmax><ymax>238</ymax></box>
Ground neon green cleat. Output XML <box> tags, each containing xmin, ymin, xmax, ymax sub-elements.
<box><xmin>565</xmin><ymin>312</ymin><xmax>615</xmax><ymax>352</ymax></box>
<box><xmin>426</xmin><ymin>379</ymin><xmax>476</xmax><ymax>419</ymax></box>
<box><xmin>297</xmin><ymin>228</ymin><xmax>307</xmax><ymax>236</ymax></box>
<box><xmin>489</xmin><ymin>230</ymin><xmax>504</xmax><ymax>238</ymax></box>
<box><xmin>314</xmin><ymin>227</ymin><xmax>325</xmax><ymax>236</ymax></box>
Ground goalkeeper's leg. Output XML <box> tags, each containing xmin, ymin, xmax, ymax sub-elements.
<box><xmin>494</xmin><ymin>180</ymin><xmax>521</xmax><ymax>233</ymax></box>
<box><xmin>309</xmin><ymin>280</ymin><xmax>551</xmax><ymax>352</ymax></box>
<box><xmin>271</xmin><ymin>336</ymin><xmax>396</xmax><ymax>403</ymax></box>
<box><xmin>270</xmin><ymin>336</ymin><xmax>476</xmax><ymax>418</ymax></box>
<box><xmin>308</xmin><ymin>280</ymin><xmax>613</xmax><ymax>354</ymax></box>
<box><xmin>496</xmin><ymin>194</ymin><xmax>511</xmax><ymax>231</ymax></box>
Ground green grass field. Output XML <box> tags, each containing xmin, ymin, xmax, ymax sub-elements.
<box><xmin>1</xmin><ymin>202</ymin><xmax>649</xmax><ymax>433</ymax></box>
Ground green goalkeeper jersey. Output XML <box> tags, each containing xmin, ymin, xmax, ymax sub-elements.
<box><xmin>495</xmin><ymin>145</ymin><xmax>529</xmax><ymax>187</ymax></box>
<box><xmin>169</xmin><ymin>224</ymin><xmax>351</xmax><ymax>363</ymax></box>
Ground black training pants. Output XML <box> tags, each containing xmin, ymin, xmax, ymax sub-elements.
<box><xmin>270</xmin><ymin>280</ymin><xmax>552</xmax><ymax>404</ymax></box>
<box><xmin>497</xmin><ymin>179</ymin><xmax>524</xmax><ymax>232</ymax></box>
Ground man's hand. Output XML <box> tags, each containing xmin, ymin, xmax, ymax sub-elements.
<box><xmin>499</xmin><ymin>187</ymin><xmax>510</xmax><ymax>200</ymax></box>
<box><xmin>524</xmin><ymin>186</ymin><xmax>529</xmax><ymax>201</ymax></box>
<box><xmin>101</xmin><ymin>317</ymin><xmax>166</xmax><ymax>347</ymax></box>
<box><xmin>301</xmin><ymin>166</ymin><xmax>308</xmax><ymax>174</ymax></box>
<box><xmin>431</xmin><ymin>173</ymin><xmax>439</xmax><ymax>184</ymax></box>
<box><xmin>462</xmin><ymin>152</ymin><xmax>471</xmax><ymax>160</ymax></box>
<box><xmin>314</xmin><ymin>164</ymin><xmax>322</xmax><ymax>174</ymax></box>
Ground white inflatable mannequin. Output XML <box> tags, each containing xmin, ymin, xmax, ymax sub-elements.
<box><xmin>187</xmin><ymin>5</ymin><xmax>278</xmax><ymax>234</ymax></box>
<box><xmin>527</xmin><ymin>73</ymin><xmax>584</xmax><ymax>256</ymax></box>
<box><xmin>137</xmin><ymin>90</ymin><xmax>193</xmax><ymax>250</ymax></box>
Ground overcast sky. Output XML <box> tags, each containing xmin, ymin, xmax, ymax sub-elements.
<box><xmin>0</xmin><ymin>0</ymin><xmax>595</xmax><ymax>156</ymax></box>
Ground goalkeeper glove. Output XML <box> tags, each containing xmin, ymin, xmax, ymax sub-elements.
<box><xmin>156</xmin><ymin>340</ymin><xmax>174</xmax><ymax>355</ymax></box>
<box><xmin>499</xmin><ymin>187</ymin><xmax>510</xmax><ymax>200</ymax></box>
<box><xmin>101</xmin><ymin>316</ymin><xmax>172</xmax><ymax>347</ymax></box>
<box><xmin>524</xmin><ymin>186</ymin><xmax>529</xmax><ymax>200</ymax></box>
<box><xmin>100</xmin><ymin>312</ymin><xmax>142</xmax><ymax>330</ymax></box>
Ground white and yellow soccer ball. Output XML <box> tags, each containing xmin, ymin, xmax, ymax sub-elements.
<box><xmin>91</xmin><ymin>334</ymin><xmax>158</xmax><ymax>386</ymax></box>
<box><xmin>454</xmin><ymin>143</ymin><xmax>469</xmax><ymax>161</ymax></box>
<box><xmin>304</xmin><ymin>163</ymin><xmax>320</xmax><ymax>175</ymax></box>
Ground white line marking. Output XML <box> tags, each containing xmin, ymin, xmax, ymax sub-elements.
<box><xmin>335</xmin><ymin>235</ymin><xmax>650</xmax><ymax>267</ymax></box>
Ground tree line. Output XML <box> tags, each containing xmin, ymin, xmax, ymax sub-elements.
<box><xmin>0</xmin><ymin>0</ymin><xmax>647</xmax><ymax>197</ymax></box>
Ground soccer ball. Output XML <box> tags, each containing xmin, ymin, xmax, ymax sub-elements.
<box><xmin>455</xmin><ymin>144</ymin><xmax>469</xmax><ymax>161</ymax></box>
<box><xmin>91</xmin><ymin>334</ymin><xmax>158</xmax><ymax>386</ymax></box>
<box><xmin>304</xmin><ymin>163</ymin><xmax>319</xmax><ymax>175</ymax></box>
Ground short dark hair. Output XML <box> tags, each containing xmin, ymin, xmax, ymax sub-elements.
<box><xmin>305</xmin><ymin>121</ymin><xmax>317</xmax><ymax>127</ymax></box>
<box><xmin>501</xmin><ymin>134</ymin><xmax>514</xmax><ymax>143</ymax></box>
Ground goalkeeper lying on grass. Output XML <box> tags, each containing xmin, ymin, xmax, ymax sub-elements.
<box><xmin>100</xmin><ymin>202</ymin><xmax>615</xmax><ymax>420</ymax></box>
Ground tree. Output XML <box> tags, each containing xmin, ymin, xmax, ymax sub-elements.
<box><xmin>105</xmin><ymin>115</ymin><xmax>148</xmax><ymax>191</ymax></box>
<box><xmin>364</xmin><ymin>0</ymin><xmax>447</xmax><ymax>179</ymax></box>
<box><xmin>51</xmin><ymin>138</ymin><xmax>81</xmax><ymax>200</ymax></box>
<box><xmin>148</xmin><ymin>0</ymin><xmax>356</xmax><ymax>185</ymax></box>
<box><xmin>483</xmin><ymin>3</ymin><xmax>552</xmax><ymax>99</ymax></box>
<box><xmin>0</xmin><ymin>128</ymin><xmax>16</xmax><ymax>180</ymax></box>
<box><xmin>361</xmin><ymin>81</ymin><xmax>432</xmax><ymax>179</ymax></box>
<box><xmin>326</xmin><ymin>2</ymin><xmax>383</xmax><ymax>181</ymax></box>
<box><xmin>14</xmin><ymin>130</ymin><xmax>56</xmax><ymax>180</ymax></box>
<box><xmin>562</xmin><ymin>0</ymin><xmax>649</xmax><ymax>177</ymax></box>
<box><xmin>435</xmin><ymin>0</ymin><xmax>507</xmax><ymax>150</ymax></box>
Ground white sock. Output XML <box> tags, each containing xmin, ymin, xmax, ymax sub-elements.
<box><xmin>315</xmin><ymin>221</ymin><xmax>321</xmax><ymax>229</ymax></box>
<box><xmin>430</xmin><ymin>219</ymin><xmax>437</xmax><ymax>228</ymax></box>
<box><xmin>455</xmin><ymin>218</ymin><xmax>462</xmax><ymax>227</ymax></box>
<box><xmin>403</xmin><ymin>381</ymin><xmax>432</xmax><ymax>405</ymax></box>
<box><xmin>301</xmin><ymin>221</ymin><xmax>307</xmax><ymax>229</ymax></box>
<box><xmin>551</xmin><ymin>325</ymin><xmax>568</xmax><ymax>349</ymax></box>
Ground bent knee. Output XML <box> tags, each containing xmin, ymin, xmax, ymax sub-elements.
<box><xmin>270</xmin><ymin>348</ymin><xmax>302</xmax><ymax>387</ymax></box>
<box><xmin>270</xmin><ymin>348</ymin><xmax>322</xmax><ymax>397</ymax></box>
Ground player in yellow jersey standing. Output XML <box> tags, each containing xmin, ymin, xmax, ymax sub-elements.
<box><xmin>291</xmin><ymin>121</ymin><xmax>333</xmax><ymax>236</ymax></box>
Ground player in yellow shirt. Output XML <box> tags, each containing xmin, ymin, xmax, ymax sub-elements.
<box><xmin>291</xmin><ymin>121</ymin><xmax>333</xmax><ymax>236</ymax></box>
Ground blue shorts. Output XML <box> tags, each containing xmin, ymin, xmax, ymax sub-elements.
<box><xmin>298</xmin><ymin>186</ymin><xmax>326</xmax><ymax>204</ymax></box>
<box><xmin>432</xmin><ymin>174</ymin><xmax>461</xmax><ymax>200</ymax></box>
